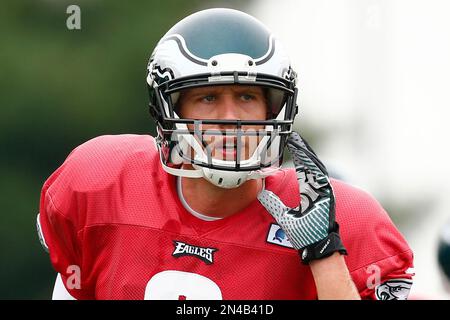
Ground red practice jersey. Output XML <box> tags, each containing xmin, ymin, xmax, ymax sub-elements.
<box><xmin>38</xmin><ymin>134</ymin><xmax>414</xmax><ymax>300</ymax></box>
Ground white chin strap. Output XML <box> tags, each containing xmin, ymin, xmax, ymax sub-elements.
<box><xmin>199</xmin><ymin>167</ymin><xmax>251</xmax><ymax>189</ymax></box>
<box><xmin>160</xmin><ymin>147</ymin><xmax>275</xmax><ymax>189</ymax></box>
<box><xmin>161</xmin><ymin>160</ymin><xmax>278</xmax><ymax>189</ymax></box>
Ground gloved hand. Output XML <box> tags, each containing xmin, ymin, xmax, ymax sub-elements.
<box><xmin>258</xmin><ymin>131</ymin><xmax>347</xmax><ymax>264</ymax></box>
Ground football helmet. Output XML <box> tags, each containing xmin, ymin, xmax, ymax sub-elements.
<box><xmin>146</xmin><ymin>8</ymin><xmax>298</xmax><ymax>188</ymax></box>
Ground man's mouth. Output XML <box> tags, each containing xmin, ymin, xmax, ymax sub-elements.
<box><xmin>211</xmin><ymin>138</ymin><xmax>241</xmax><ymax>160</ymax></box>
<box><xmin>220</xmin><ymin>145</ymin><xmax>238</xmax><ymax>159</ymax></box>
<box><xmin>201</xmin><ymin>134</ymin><xmax>260</xmax><ymax>161</ymax></box>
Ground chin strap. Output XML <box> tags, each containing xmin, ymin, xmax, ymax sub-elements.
<box><xmin>160</xmin><ymin>152</ymin><xmax>281</xmax><ymax>189</ymax></box>
<box><xmin>160</xmin><ymin>161</ymin><xmax>204</xmax><ymax>178</ymax></box>
<box><xmin>159</xmin><ymin>133</ymin><xmax>282</xmax><ymax>188</ymax></box>
<box><xmin>201</xmin><ymin>167</ymin><xmax>251</xmax><ymax>189</ymax></box>
<box><xmin>201</xmin><ymin>166</ymin><xmax>282</xmax><ymax>189</ymax></box>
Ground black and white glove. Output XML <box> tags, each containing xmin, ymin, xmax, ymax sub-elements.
<box><xmin>258</xmin><ymin>131</ymin><xmax>347</xmax><ymax>264</ymax></box>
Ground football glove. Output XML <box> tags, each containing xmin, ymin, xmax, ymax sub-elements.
<box><xmin>258</xmin><ymin>131</ymin><xmax>347</xmax><ymax>264</ymax></box>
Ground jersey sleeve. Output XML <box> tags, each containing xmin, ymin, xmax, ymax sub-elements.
<box><xmin>37</xmin><ymin>134</ymin><xmax>158</xmax><ymax>300</ymax></box>
<box><xmin>355</xmin><ymin>250</ymin><xmax>414</xmax><ymax>300</ymax></box>
<box><xmin>333</xmin><ymin>180</ymin><xmax>415</xmax><ymax>300</ymax></box>
<box><xmin>37</xmin><ymin>146</ymin><xmax>93</xmax><ymax>300</ymax></box>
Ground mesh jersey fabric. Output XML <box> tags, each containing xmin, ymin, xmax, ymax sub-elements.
<box><xmin>38</xmin><ymin>134</ymin><xmax>413</xmax><ymax>300</ymax></box>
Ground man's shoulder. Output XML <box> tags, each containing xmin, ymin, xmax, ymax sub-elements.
<box><xmin>268</xmin><ymin>168</ymin><xmax>412</xmax><ymax>282</ymax></box>
<box><xmin>330</xmin><ymin>179</ymin><xmax>412</xmax><ymax>271</ymax></box>
<box><xmin>45</xmin><ymin>134</ymin><xmax>161</xmax><ymax>195</ymax></box>
<box><xmin>42</xmin><ymin>134</ymin><xmax>177</xmax><ymax>227</ymax></box>
<box><xmin>68</xmin><ymin>134</ymin><xmax>158</xmax><ymax>165</ymax></box>
<box><xmin>330</xmin><ymin>178</ymin><xmax>390</xmax><ymax>224</ymax></box>
<box><xmin>271</xmin><ymin>168</ymin><xmax>391</xmax><ymax>222</ymax></box>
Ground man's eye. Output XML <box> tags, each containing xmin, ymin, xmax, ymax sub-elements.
<box><xmin>240</xmin><ymin>94</ymin><xmax>255</xmax><ymax>101</ymax></box>
<box><xmin>202</xmin><ymin>95</ymin><xmax>216</xmax><ymax>102</ymax></box>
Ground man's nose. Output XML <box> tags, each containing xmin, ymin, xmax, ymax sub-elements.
<box><xmin>216</xmin><ymin>95</ymin><xmax>240</xmax><ymax>122</ymax></box>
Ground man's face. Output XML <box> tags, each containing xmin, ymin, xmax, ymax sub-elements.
<box><xmin>176</xmin><ymin>85</ymin><xmax>268</xmax><ymax>162</ymax></box>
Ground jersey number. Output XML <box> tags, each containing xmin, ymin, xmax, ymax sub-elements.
<box><xmin>144</xmin><ymin>270</ymin><xmax>222</xmax><ymax>300</ymax></box>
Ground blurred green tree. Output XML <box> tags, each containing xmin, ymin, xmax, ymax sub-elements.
<box><xmin>0</xmin><ymin>0</ymin><xmax>245</xmax><ymax>299</ymax></box>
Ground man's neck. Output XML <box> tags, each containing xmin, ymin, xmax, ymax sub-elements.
<box><xmin>180</xmin><ymin>175</ymin><xmax>263</xmax><ymax>219</ymax></box>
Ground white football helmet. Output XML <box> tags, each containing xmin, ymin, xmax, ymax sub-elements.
<box><xmin>146</xmin><ymin>8</ymin><xmax>298</xmax><ymax>188</ymax></box>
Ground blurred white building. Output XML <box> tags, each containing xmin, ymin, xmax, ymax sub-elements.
<box><xmin>248</xmin><ymin>0</ymin><xmax>450</xmax><ymax>299</ymax></box>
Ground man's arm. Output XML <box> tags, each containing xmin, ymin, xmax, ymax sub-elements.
<box><xmin>258</xmin><ymin>132</ymin><xmax>357</xmax><ymax>299</ymax></box>
<box><xmin>310</xmin><ymin>252</ymin><xmax>360</xmax><ymax>300</ymax></box>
